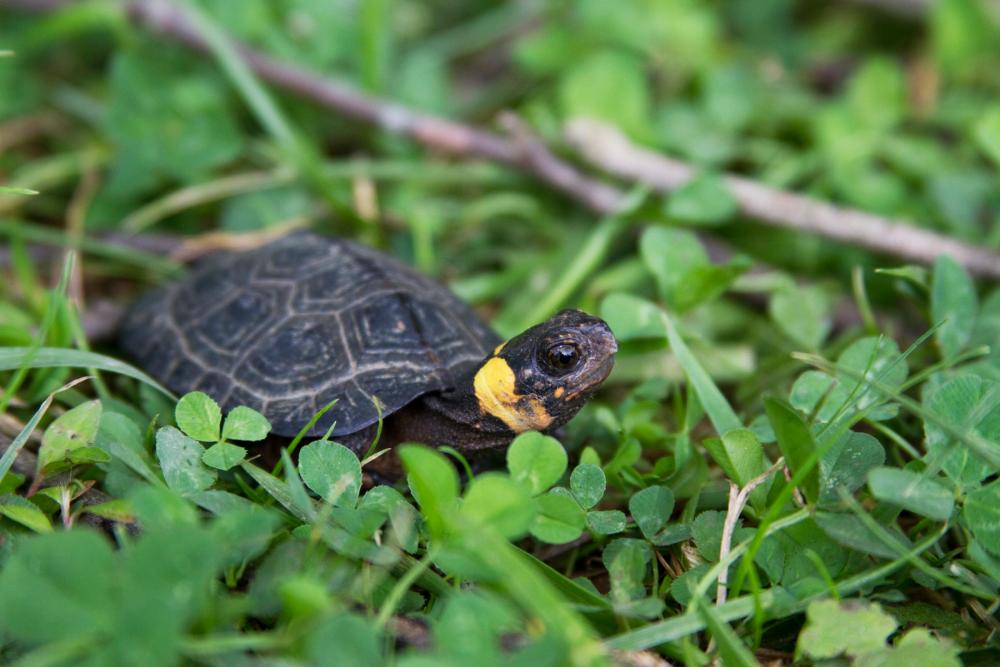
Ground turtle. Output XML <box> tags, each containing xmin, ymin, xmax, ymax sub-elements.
<box><xmin>120</xmin><ymin>231</ymin><xmax>617</xmax><ymax>471</ymax></box>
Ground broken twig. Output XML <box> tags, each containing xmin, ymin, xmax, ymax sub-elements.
<box><xmin>565</xmin><ymin>119</ymin><xmax>1000</xmax><ymax>280</ymax></box>
<box><xmin>3</xmin><ymin>0</ymin><xmax>996</xmax><ymax>278</ymax></box>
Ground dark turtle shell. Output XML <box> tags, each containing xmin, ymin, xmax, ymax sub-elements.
<box><xmin>120</xmin><ymin>232</ymin><xmax>500</xmax><ymax>437</ymax></box>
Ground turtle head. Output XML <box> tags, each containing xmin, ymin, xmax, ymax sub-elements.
<box><xmin>473</xmin><ymin>309</ymin><xmax>618</xmax><ymax>433</ymax></box>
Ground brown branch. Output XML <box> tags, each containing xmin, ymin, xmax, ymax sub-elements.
<box><xmin>119</xmin><ymin>2</ymin><xmax>638</xmax><ymax>213</ymax></box>
<box><xmin>128</xmin><ymin>1</ymin><xmax>1000</xmax><ymax>280</ymax></box>
<box><xmin>566</xmin><ymin>119</ymin><xmax>1000</xmax><ymax>280</ymax></box>
<box><xmin>124</xmin><ymin>1</ymin><xmax>518</xmax><ymax>162</ymax></box>
<box><xmin>4</xmin><ymin>0</ymin><xmax>996</xmax><ymax>279</ymax></box>
<box><xmin>496</xmin><ymin>112</ymin><xmax>626</xmax><ymax>214</ymax></box>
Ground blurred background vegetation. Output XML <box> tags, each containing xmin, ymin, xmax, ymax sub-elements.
<box><xmin>2</xmin><ymin>0</ymin><xmax>1000</xmax><ymax>665</ymax></box>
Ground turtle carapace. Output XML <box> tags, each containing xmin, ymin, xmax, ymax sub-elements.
<box><xmin>120</xmin><ymin>232</ymin><xmax>617</xmax><ymax>467</ymax></box>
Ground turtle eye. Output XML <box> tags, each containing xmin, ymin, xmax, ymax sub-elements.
<box><xmin>543</xmin><ymin>342</ymin><xmax>582</xmax><ymax>375</ymax></box>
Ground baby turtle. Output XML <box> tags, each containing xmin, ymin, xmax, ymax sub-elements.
<box><xmin>120</xmin><ymin>232</ymin><xmax>617</xmax><ymax>467</ymax></box>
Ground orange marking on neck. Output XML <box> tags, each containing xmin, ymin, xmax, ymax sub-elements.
<box><xmin>474</xmin><ymin>356</ymin><xmax>553</xmax><ymax>432</ymax></box>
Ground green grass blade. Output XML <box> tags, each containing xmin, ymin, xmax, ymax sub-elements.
<box><xmin>660</xmin><ymin>309</ymin><xmax>743</xmax><ymax>435</ymax></box>
<box><xmin>374</xmin><ymin>545</ymin><xmax>440</xmax><ymax>631</ymax></box>
<box><xmin>0</xmin><ymin>252</ymin><xmax>74</xmax><ymax>417</ymax></box>
<box><xmin>0</xmin><ymin>220</ymin><xmax>181</xmax><ymax>275</ymax></box>
<box><xmin>65</xmin><ymin>300</ymin><xmax>112</xmax><ymax>402</ymax></box>
<box><xmin>840</xmin><ymin>491</ymin><xmax>991</xmax><ymax>599</ymax></box>
<box><xmin>180</xmin><ymin>1</ymin><xmax>294</xmax><ymax>146</ymax></box>
<box><xmin>180</xmin><ymin>632</ymin><xmax>288</xmax><ymax>657</ymax></box>
<box><xmin>696</xmin><ymin>602</ymin><xmax>760</xmax><ymax>666</ymax></box>
<box><xmin>179</xmin><ymin>0</ymin><xmax>358</xmax><ymax>226</ymax></box>
<box><xmin>509</xmin><ymin>216</ymin><xmax>624</xmax><ymax>333</ymax></box>
<box><xmin>122</xmin><ymin>168</ymin><xmax>293</xmax><ymax>232</ymax></box>
<box><xmin>420</xmin><ymin>2</ymin><xmax>536</xmax><ymax>59</ymax></box>
<box><xmin>765</xmin><ymin>398</ymin><xmax>820</xmax><ymax>503</ymax></box>
<box><xmin>241</xmin><ymin>461</ymin><xmax>312</xmax><ymax>523</ymax></box>
<box><xmin>501</xmin><ymin>188</ymin><xmax>646</xmax><ymax>335</ymax></box>
<box><xmin>0</xmin><ymin>150</ymin><xmax>99</xmax><ymax>216</ymax></box>
<box><xmin>522</xmin><ymin>551</ymin><xmax>614</xmax><ymax>610</ymax></box>
<box><xmin>359</xmin><ymin>0</ymin><xmax>392</xmax><ymax>92</ymax></box>
<box><xmin>465</xmin><ymin>529</ymin><xmax>608</xmax><ymax>667</ymax></box>
<box><xmin>726</xmin><ymin>330</ymin><xmax>943</xmax><ymax>599</ymax></box>
<box><xmin>605</xmin><ymin>593</ymin><xmax>772</xmax><ymax>650</ymax></box>
<box><xmin>271</xmin><ymin>399</ymin><xmax>339</xmax><ymax>477</ymax></box>
<box><xmin>0</xmin><ymin>376</ymin><xmax>91</xmax><ymax>483</ymax></box>
<box><xmin>824</xmin><ymin>526</ymin><xmax>948</xmax><ymax>599</ymax></box>
<box><xmin>6</xmin><ymin>636</ymin><xmax>95</xmax><ymax>667</ymax></box>
<box><xmin>0</xmin><ymin>186</ymin><xmax>38</xmax><ymax>195</ymax></box>
<box><xmin>0</xmin><ymin>347</ymin><xmax>174</xmax><ymax>398</ymax></box>
<box><xmin>801</xmin><ymin>353</ymin><xmax>1000</xmax><ymax>469</ymax></box>
<box><xmin>607</xmin><ymin>526</ymin><xmax>946</xmax><ymax>652</ymax></box>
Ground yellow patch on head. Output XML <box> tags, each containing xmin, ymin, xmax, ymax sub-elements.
<box><xmin>474</xmin><ymin>356</ymin><xmax>553</xmax><ymax>432</ymax></box>
<box><xmin>553</xmin><ymin>386</ymin><xmax>565</xmax><ymax>398</ymax></box>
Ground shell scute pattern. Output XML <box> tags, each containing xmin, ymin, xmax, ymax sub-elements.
<box><xmin>171</xmin><ymin>259</ymin><xmax>239</xmax><ymax>321</ymax></box>
<box><xmin>252</xmin><ymin>240</ymin><xmax>331</xmax><ymax>282</ymax></box>
<box><xmin>192</xmin><ymin>286</ymin><xmax>284</xmax><ymax>358</ymax></box>
<box><xmin>241</xmin><ymin>314</ymin><xmax>353</xmax><ymax>391</ymax></box>
<box><xmin>121</xmin><ymin>232</ymin><xmax>500</xmax><ymax>437</ymax></box>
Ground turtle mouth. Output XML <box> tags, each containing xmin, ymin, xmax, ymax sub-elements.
<box><xmin>586</xmin><ymin>322</ymin><xmax>618</xmax><ymax>383</ymax></box>
<box><xmin>593</xmin><ymin>355</ymin><xmax>616</xmax><ymax>384</ymax></box>
<box><xmin>561</xmin><ymin>357</ymin><xmax>615</xmax><ymax>404</ymax></box>
<box><xmin>579</xmin><ymin>354</ymin><xmax>615</xmax><ymax>394</ymax></box>
<box><xmin>567</xmin><ymin>336</ymin><xmax>617</xmax><ymax>400</ymax></box>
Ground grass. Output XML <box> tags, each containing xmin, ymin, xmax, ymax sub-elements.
<box><xmin>1</xmin><ymin>1</ymin><xmax>1000</xmax><ymax>666</ymax></box>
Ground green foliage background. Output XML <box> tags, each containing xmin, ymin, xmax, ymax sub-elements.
<box><xmin>1</xmin><ymin>0</ymin><xmax>999</xmax><ymax>665</ymax></box>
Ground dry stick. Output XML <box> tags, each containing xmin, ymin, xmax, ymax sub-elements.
<box><xmin>132</xmin><ymin>0</ymin><xmax>1000</xmax><ymax>280</ymax></box>
<box><xmin>716</xmin><ymin>457</ymin><xmax>785</xmax><ymax>606</ymax></box>
<box><xmin>566</xmin><ymin>119</ymin><xmax>1000</xmax><ymax>280</ymax></box>
<box><xmin>121</xmin><ymin>1</ymin><xmax>516</xmax><ymax>159</ymax></box>
<box><xmin>496</xmin><ymin>112</ymin><xmax>626</xmax><ymax>214</ymax></box>
<box><xmin>123</xmin><ymin>1</ymin><xmax>631</xmax><ymax>211</ymax></box>
<box><xmin>6</xmin><ymin>0</ymin><xmax>996</xmax><ymax>278</ymax></box>
<box><xmin>131</xmin><ymin>1</ymin><xmax>1000</xmax><ymax>279</ymax></box>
